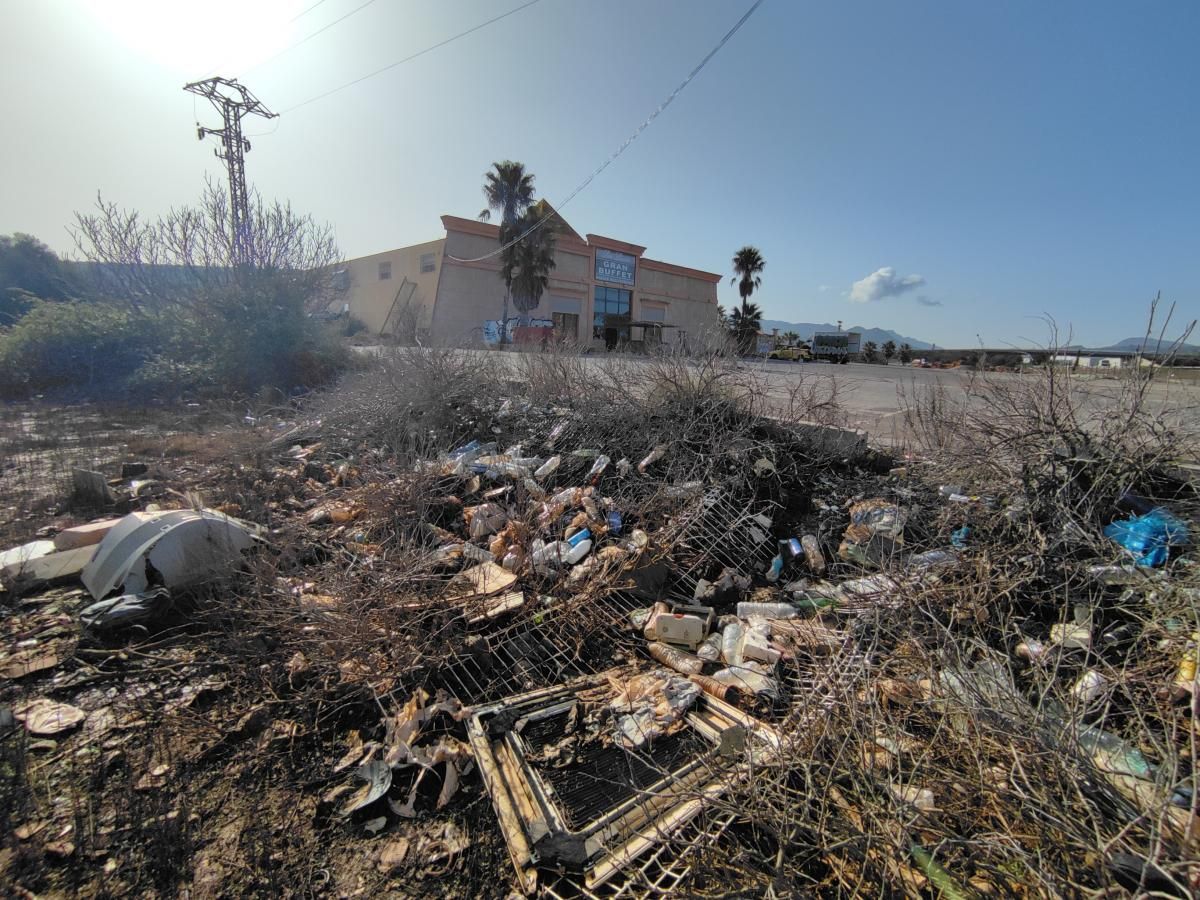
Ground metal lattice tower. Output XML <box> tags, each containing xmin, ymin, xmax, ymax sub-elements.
<box><xmin>183</xmin><ymin>77</ymin><xmax>277</xmax><ymax>264</ymax></box>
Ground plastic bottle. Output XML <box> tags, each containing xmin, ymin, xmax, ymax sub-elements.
<box><xmin>1073</xmin><ymin>670</ymin><xmax>1107</xmax><ymax>704</ymax></box>
<box><xmin>801</xmin><ymin>535</ymin><xmax>826</xmax><ymax>574</ymax></box>
<box><xmin>565</xmin><ymin>539</ymin><xmax>592</xmax><ymax>564</ymax></box>
<box><xmin>721</xmin><ymin>621</ymin><xmax>745</xmax><ymax>666</ymax></box>
<box><xmin>534</xmin><ymin>456</ymin><xmax>561</xmax><ymax>480</ymax></box>
<box><xmin>764</xmin><ymin>554</ymin><xmax>784</xmax><ymax>584</ymax></box>
<box><xmin>571</xmin><ymin>448</ymin><xmax>601</xmax><ymax>459</ymax></box>
<box><xmin>461</xmin><ymin>543</ymin><xmax>494</xmax><ymax>563</ymax></box>
<box><xmin>637</xmin><ymin>445</ymin><xmax>667</xmax><ymax>473</ymax></box>
<box><xmin>780</xmin><ymin>537</ymin><xmax>803</xmax><ymax>561</ymax></box>
<box><xmin>523</xmin><ymin>478</ymin><xmax>546</xmax><ymax>500</ymax></box>
<box><xmin>549</xmin><ymin>486</ymin><xmax>578</xmax><ymax>506</ymax></box>
<box><xmin>696</xmin><ymin>632</ymin><xmax>723</xmax><ymax>662</ymax></box>
<box><xmin>606</xmin><ymin>510</ymin><xmax>623</xmax><ymax>535</ymax></box>
<box><xmin>567</xmin><ymin>528</ymin><xmax>592</xmax><ymax>548</ymax></box>
<box><xmin>736</xmin><ymin>601</ymin><xmax>799</xmax><ymax>619</ymax></box>
<box><xmin>449</xmin><ymin>440</ymin><xmax>481</xmax><ymax>460</ymax></box>
<box><xmin>531</xmin><ymin>541</ymin><xmax>571</xmax><ymax>569</ymax></box>
<box><xmin>586</xmin><ymin>455</ymin><xmax>610</xmax><ymax>483</ymax></box>
<box><xmin>712</xmin><ymin>663</ymin><xmax>778</xmax><ymax>698</ymax></box>
<box><xmin>647</xmin><ymin>641</ymin><xmax>704</xmax><ymax>675</ymax></box>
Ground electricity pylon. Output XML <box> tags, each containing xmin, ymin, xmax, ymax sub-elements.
<box><xmin>183</xmin><ymin>77</ymin><xmax>277</xmax><ymax>264</ymax></box>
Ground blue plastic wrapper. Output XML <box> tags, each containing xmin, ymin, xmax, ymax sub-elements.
<box><xmin>1103</xmin><ymin>508</ymin><xmax>1189</xmax><ymax>567</ymax></box>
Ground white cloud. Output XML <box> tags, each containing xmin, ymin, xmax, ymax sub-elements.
<box><xmin>916</xmin><ymin>295</ymin><xmax>943</xmax><ymax>307</ymax></box>
<box><xmin>849</xmin><ymin>267</ymin><xmax>925</xmax><ymax>303</ymax></box>
<box><xmin>817</xmin><ymin>284</ymin><xmax>831</xmax><ymax>292</ymax></box>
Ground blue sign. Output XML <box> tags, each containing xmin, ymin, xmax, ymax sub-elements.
<box><xmin>595</xmin><ymin>248</ymin><xmax>636</xmax><ymax>286</ymax></box>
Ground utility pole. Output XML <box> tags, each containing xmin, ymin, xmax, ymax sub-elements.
<box><xmin>183</xmin><ymin>77</ymin><xmax>277</xmax><ymax>264</ymax></box>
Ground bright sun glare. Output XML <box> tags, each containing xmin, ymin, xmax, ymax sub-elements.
<box><xmin>80</xmin><ymin>0</ymin><xmax>304</xmax><ymax>78</ymax></box>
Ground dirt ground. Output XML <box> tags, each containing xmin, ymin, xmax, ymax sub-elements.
<box><xmin>2</xmin><ymin>351</ymin><xmax>1198</xmax><ymax>898</ymax></box>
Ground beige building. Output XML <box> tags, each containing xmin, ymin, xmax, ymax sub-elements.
<box><xmin>333</xmin><ymin>207</ymin><xmax>721</xmax><ymax>350</ymax></box>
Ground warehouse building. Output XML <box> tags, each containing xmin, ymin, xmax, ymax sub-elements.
<box><xmin>332</xmin><ymin>205</ymin><xmax>721</xmax><ymax>350</ymax></box>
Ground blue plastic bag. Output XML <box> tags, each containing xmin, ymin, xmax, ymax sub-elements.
<box><xmin>1103</xmin><ymin>508</ymin><xmax>1189</xmax><ymax>567</ymax></box>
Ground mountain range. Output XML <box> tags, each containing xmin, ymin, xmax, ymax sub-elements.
<box><xmin>758</xmin><ymin>320</ymin><xmax>933</xmax><ymax>350</ymax></box>
<box><xmin>1088</xmin><ymin>336</ymin><xmax>1200</xmax><ymax>354</ymax></box>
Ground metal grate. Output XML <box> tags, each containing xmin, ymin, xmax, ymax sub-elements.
<box><xmin>536</xmin><ymin>732</ymin><xmax>707</xmax><ymax>830</ymax></box>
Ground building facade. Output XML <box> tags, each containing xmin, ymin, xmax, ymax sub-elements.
<box><xmin>334</xmin><ymin>209</ymin><xmax>721</xmax><ymax>350</ymax></box>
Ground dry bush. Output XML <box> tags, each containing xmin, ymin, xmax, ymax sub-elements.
<box><xmin>901</xmin><ymin>307</ymin><xmax>1200</xmax><ymax>535</ymax></box>
<box><xmin>309</xmin><ymin>345</ymin><xmax>506</xmax><ymax>465</ymax></box>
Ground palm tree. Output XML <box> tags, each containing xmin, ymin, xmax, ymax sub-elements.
<box><xmin>730</xmin><ymin>246</ymin><xmax>765</xmax><ymax>354</ymax></box>
<box><xmin>783</xmin><ymin>330</ymin><xmax>799</xmax><ymax>348</ymax></box>
<box><xmin>882</xmin><ymin>340</ymin><xmax>896</xmax><ymax>363</ymax></box>
<box><xmin>862</xmin><ymin>340</ymin><xmax>878</xmax><ymax>362</ymax></box>
<box><xmin>898</xmin><ymin>343</ymin><xmax>913</xmax><ymax>364</ymax></box>
<box><xmin>507</xmin><ymin>207</ymin><xmax>558</xmax><ymax>325</ymax></box>
<box><xmin>479</xmin><ymin>161</ymin><xmax>536</xmax><ymax>343</ymax></box>
<box><xmin>728</xmin><ymin>303</ymin><xmax>763</xmax><ymax>354</ymax></box>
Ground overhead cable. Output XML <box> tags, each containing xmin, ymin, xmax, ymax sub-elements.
<box><xmin>445</xmin><ymin>0</ymin><xmax>765</xmax><ymax>264</ymax></box>
<box><xmin>280</xmin><ymin>0</ymin><xmax>544</xmax><ymax>114</ymax></box>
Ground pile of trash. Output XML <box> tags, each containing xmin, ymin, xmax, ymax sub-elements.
<box><xmin>3</xmin><ymin>391</ymin><xmax>1199</xmax><ymax>898</ymax></box>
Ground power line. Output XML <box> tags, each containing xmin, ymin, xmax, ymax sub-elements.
<box><xmin>196</xmin><ymin>0</ymin><xmax>336</xmax><ymax>81</ymax></box>
<box><xmin>447</xmin><ymin>0</ymin><xmax>765</xmax><ymax>264</ymax></box>
<box><xmin>287</xmin><ymin>0</ymin><xmax>332</xmax><ymax>26</ymax></box>
<box><xmin>243</xmin><ymin>0</ymin><xmax>381</xmax><ymax>75</ymax></box>
<box><xmin>280</xmin><ymin>0</ymin><xmax>543</xmax><ymax>114</ymax></box>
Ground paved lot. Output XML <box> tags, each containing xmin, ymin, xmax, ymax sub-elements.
<box><xmin>355</xmin><ymin>346</ymin><xmax>1199</xmax><ymax>445</ymax></box>
<box><xmin>743</xmin><ymin>358</ymin><xmax>1199</xmax><ymax>443</ymax></box>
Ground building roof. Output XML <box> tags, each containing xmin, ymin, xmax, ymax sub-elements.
<box><xmin>438</xmin><ymin>214</ymin><xmax>720</xmax><ymax>283</ymax></box>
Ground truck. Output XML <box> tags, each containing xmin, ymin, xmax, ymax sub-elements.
<box><xmin>811</xmin><ymin>331</ymin><xmax>861</xmax><ymax>364</ymax></box>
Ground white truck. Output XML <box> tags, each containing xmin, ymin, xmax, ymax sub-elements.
<box><xmin>811</xmin><ymin>331</ymin><xmax>861</xmax><ymax>363</ymax></box>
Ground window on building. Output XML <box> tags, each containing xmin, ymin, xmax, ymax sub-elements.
<box><xmin>640</xmin><ymin>302</ymin><xmax>666</xmax><ymax>323</ymax></box>
<box><xmin>378</xmin><ymin>261</ymin><xmax>392</xmax><ymax>280</ymax></box>
<box><xmin>420</xmin><ymin>253</ymin><xmax>436</xmax><ymax>273</ymax></box>
<box><xmin>593</xmin><ymin>286</ymin><xmax>632</xmax><ymax>348</ymax></box>
<box><xmin>552</xmin><ymin>312</ymin><xmax>579</xmax><ymax>342</ymax></box>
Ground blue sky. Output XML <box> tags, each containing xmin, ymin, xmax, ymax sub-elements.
<box><xmin>1</xmin><ymin>0</ymin><xmax>1196</xmax><ymax>347</ymax></box>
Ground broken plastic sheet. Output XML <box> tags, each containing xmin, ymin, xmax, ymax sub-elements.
<box><xmin>609</xmin><ymin>669</ymin><xmax>702</xmax><ymax>749</ymax></box>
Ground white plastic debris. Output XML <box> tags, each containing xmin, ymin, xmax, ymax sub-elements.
<box><xmin>81</xmin><ymin>509</ymin><xmax>260</xmax><ymax>600</ymax></box>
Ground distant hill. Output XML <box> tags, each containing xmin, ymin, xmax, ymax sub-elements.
<box><xmin>759</xmin><ymin>319</ymin><xmax>932</xmax><ymax>350</ymax></box>
<box><xmin>1091</xmin><ymin>336</ymin><xmax>1200</xmax><ymax>355</ymax></box>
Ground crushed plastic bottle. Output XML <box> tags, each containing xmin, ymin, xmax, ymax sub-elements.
<box><xmin>637</xmin><ymin>445</ymin><xmax>667</xmax><ymax>473</ymax></box>
<box><xmin>586</xmin><ymin>455</ymin><xmax>610</xmax><ymax>483</ymax></box>
<box><xmin>736</xmin><ymin>602</ymin><xmax>799</xmax><ymax>619</ymax></box>
<box><xmin>801</xmin><ymin>534</ymin><xmax>825</xmax><ymax>574</ymax></box>
<box><xmin>567</xmin><ymin>528</ymin><xmax>592</xmax><ymax>548</ymax></box>
<box><xmin>765</xmin><ymin>555</ymin><xmax>784</xmax><ymax>583</ymax></box>
<box><xmin>461</xmin><ymin>543</ymin><xmax>495</xmax><ymax>563</ymax></box>
<box><xmin>696</xmin><ymin>632</ymin><xmax>723</xmax><ymax>662</ymax></box>
<box><xmin>534</xmin><ymin>456</ymin><xmax>561</xmax><ymax>480</ymax></box>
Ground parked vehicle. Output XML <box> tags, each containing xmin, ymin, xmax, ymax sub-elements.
<box><xmin>767</xmin><ymin>345</ymin><xmax>811</xmax><ymax>361</ymax></box>
<box><xmin>811</xmin><ymin>331</ymin><xmax>860</xmax><ymax>364</ymax></box>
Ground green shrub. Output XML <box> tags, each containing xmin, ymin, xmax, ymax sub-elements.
<box><xmin>0</xmin><ymin>300</ymin><xmax>166</xmax><ymax>397</ymax></box>
<box><xmin>0</xmin><ymin>297</ymin><xmax>348</xmax><ymax>401</ymax></box>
